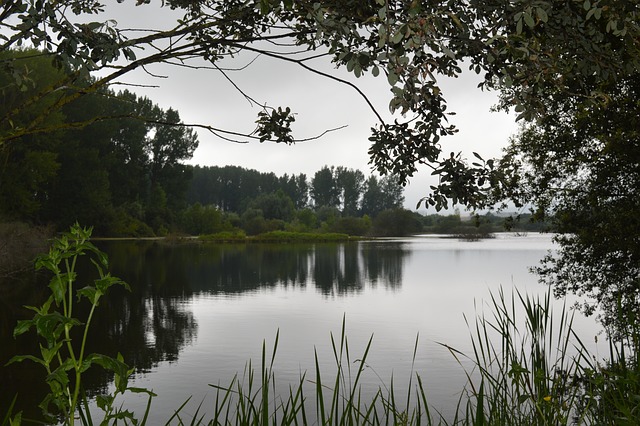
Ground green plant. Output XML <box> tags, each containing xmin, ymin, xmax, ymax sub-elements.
<box><xmin>7</xmin><ymin>224</ymin><xmax>154</xmax><ymax>425</ymax></box>
<box><xmin>203</xmin><ymin>319</ymin><xmax>439</xmax><ymax>426</ymax></box>
<box><xmin>570</xmin><ymin>303</ymin><xmax>640</xmax><ymax>425</ymax></box>
<box><xmin>442</xmin><ymin>288</ymin><xmax>589</xmax><ymax>425</ymax></box>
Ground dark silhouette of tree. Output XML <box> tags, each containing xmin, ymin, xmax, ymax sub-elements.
<box><xmin>335</xmin><ymin>167</ymin><xmax>365</xmax><ymax>216</ymax></box>
<box><xmin>311</xmin><ymin>166</ymin><xmax>339</xmax><ymax>209</ymax></box>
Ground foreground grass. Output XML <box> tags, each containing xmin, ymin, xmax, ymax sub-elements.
<box><xmin>158</xmin><ymin>292</ymin><xmax>639</xmax><ymax>426</ymax></box>
<box><xmin>9</xmin><ymin>292</ymin><xmax>640</xmax><ymax>425</ymax></box>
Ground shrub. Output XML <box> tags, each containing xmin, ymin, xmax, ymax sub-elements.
<box><xmin>371</xmin><ymin>208</ymin><xmax>422</xmax><ymax>236</ymax></box>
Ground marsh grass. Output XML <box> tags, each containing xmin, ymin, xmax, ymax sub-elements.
<box><xmin>441</xmin><ymin>288</ymin><xmax>588</xmax><ymax>425</ymax></box>
<box><xmin>199</xmin><ymin>321</ymin><xmax>430</xmax><ymax>426</ymax></box>
<box><xmin>162</xmin><ymin>289</ymin><xmax>639</xmax><ymax>425</ymax></box>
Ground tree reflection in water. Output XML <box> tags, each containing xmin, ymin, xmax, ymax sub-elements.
<box><xmin>0</xmin><ymin>240</ymin><xmax>409</xmax><ymax>418</ymax></box>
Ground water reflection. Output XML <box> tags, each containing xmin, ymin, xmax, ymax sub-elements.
<box><xmin>102</xmin><ymin>241</ymin><xmax>409</xmax><ymax>296</ymax></box>
<box><xmin>1</xmin><ymin>240</ymin><xmax>410</xmax><ymax>418</ymax></box>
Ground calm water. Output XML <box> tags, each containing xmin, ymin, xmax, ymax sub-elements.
<box><xmin>0</xmin><ymin>234</ymin><xmax>601</xmax><ymax>423</ymax></box>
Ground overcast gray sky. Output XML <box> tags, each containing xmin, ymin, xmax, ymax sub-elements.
<box><xmin>103</xmin><ymin>2</ymin><xmax>519</xmax><ymax>212</ymax></box>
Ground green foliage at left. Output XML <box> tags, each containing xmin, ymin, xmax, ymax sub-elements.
<box><xmin>7</xmin><ymin>224</ymin><xmax>155</xmax><ymax>425</ymax></box>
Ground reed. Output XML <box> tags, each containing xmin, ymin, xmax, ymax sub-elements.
<box><xmin>440</xmin><ymin>288</ymin><xmax>588</xmax><ymax>425</ymax></box>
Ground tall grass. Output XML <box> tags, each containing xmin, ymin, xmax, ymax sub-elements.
<box><xmin>201</xmin><ymin>319</ymin><xmax>432</xmax><ymax>426</ymax></box>
<box><xmin>442</xmin><ymin>288</ymin><xmax>588</xmax><ymax>425</ymax></box>
<box><xmin>164</xmin><ymin>289</ymin><xmax>640</xmax><ymax>425</ymax></box>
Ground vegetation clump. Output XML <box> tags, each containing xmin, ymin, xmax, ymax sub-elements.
<box><xmin>198</xmin><ymin>230</ymin><xmax>247</xmax><ymax>243</ymax></box>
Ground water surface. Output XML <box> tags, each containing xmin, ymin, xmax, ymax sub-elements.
<box><xmin>0</xmin><ymin>233</ymin><xmax>600</xmax><ymax>422</ymax></box>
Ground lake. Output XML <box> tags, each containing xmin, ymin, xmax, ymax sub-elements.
<box><xmin>0</xmin><ymin>233</ymin><xmax>602</xmax><ymax>423</ymax></box>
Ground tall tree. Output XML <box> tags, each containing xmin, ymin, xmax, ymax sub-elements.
<box><xmin>494</xmin><ymin>74</ymin><xmax>640</xmax><ymax>332</ymax></box>
<box><xmin>146</xmin><ymin>107</ymin><xmax>199</xmax><ymax>212</ymax></box>
<box><xmin>0</xmin><ymin>49</ymin><xmax>66</xmax><ymax>221</ymax></box>
<box><xmin>279</xmin><ymin>173</ymin><xmax>309</xmax><ymax>210</ymax></box>
<box><xmin>361</xmin><ymin>175</ymin><xmax>405</xmax><ymax>217</ymax></box>
<box><xmin>0</xmin><ymin>50</ymin><xmax>198</xmax><ymax>233</ymax></box>
<box><xmin>360</xmin><ymin>176</ymin><xmax>384</xmax><ymax>218</ymax></box>
<box><xmin>380</xmin><ymin>175</ymin><xmax>405</xmax><ymax>211</ymax></box>
<box><xmin>106</xmin><ymin>91</ymin><xmax>155</xmax><ymax>207</ymax></box>
<box><xmin>311</xmin><ymin>166</ymin><xmax>339</xmax><ymax>209</ymax></box>
<box><xmin>335</xmin><ymin>167</ymin><xmax>365</xmax><ymax>217</ymax></box>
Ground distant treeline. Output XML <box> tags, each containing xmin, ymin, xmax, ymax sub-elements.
<box><xmin>0</xmin><ymin>49</ymin><xmax>548</xmax><ymax>239</ymax></box>
<box><xmin>420</xmin><ymin>211</ymin><xmax>550</xmax><ymax>238</ymax></box>
<box><xmin>181</xmin><ymin>164</ymin><xmax>413</xmax><ymax>237</ymax></box>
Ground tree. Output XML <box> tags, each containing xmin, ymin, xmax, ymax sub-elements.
<box><xmin>247</xmin><ymin>190</ymin><xmax>295</xmax><ymax>222</ymax></box>
<box><xmin>279</xmin><ymin>173</ymin><xmax>309</xmax><ymax>210</ymax></box>
<box><xmin>371</xmin><ymin>209</ymin><xmax>422</xmax><ymax>237</ymax></box>
<box><xmin>493</xmin><ymin>74</ymin><xmax>640</xmax><ymax>333</ymax></box>
<box><xmin>380</xmin><ymin>175</ymin><xmax>405</xmax><ymax>211</ymax></box>
<box><xmin>360</xmin><ymin>176</ymin><xmax>384</xmax><ymax>217</ymax></box>
<box><xmin>335</xmin><ymin>167</ymin><xmax>365</xmax><ymax>216</ymax></box>
<box><xmin>179</xmin><ymin>202</ymin><xmax>224</xmax><ymax>235</ymax></box>
<box><xmin>361</xmin><ymin>175</ymin><xmax>404</xmax><ymax>217</ymax></box>
<box><xmin>311</xmin><ymin>166</ymin><xmax>339</xmax><ymax>209</ymax></box>
<box><xmin>3</xmin><ymin>0</ymin><xmax>636</xmax><ymax>208</ymax></box>
<box><xmin>0</xmin><ymin>50</ymin><xmax>198</xmax><ymax>233</ymax></box>
<box><xmin>146</xmin><ymin>107</ymin><xmax>199</xmax><ymax>212</ymax></box>
<box><xmin>0</xmin><ymin>49</ymin><xmax>65</xmax><ymax>221</ymax></box>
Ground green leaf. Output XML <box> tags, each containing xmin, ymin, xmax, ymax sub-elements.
<box><xmin>391</xmin><ymin>30</ymin><xmax>404</xmax><ymax>44</ymax></box>
<box><xmin>13</xmin><ymin>319</ymin><xmax>34</xmax><ymax>337</ymax></box>
<box><xmin>128</xmin><ymin>387</ymin><xmax>157</xmax><ymax>396</ymax></box>
<box><xmin>387</xmin><ymin>70</ymin><xmax>399</xmax><ymax>85</ymax></box>
<box><xmin>40</xmin><ymin>342</ymin><xmax>63</xmax><ymax>365</ymax></box>
<box><xmin>536</xmin><ymin>7</ymin><xmax>548</xmax><ymax>23</ymax></box>
<box><xmin>34</xmin><ymin>313</ymin><xmax>66</xmax><ymax>341</ymax></box>
<box><xmin>46</xmin><ymin>365</ymin><xmax>71</xmax><ymax>392</ymax></box>
<box><xmin>7</xmin><ymin>354</ymin><xmax>44</xmax><ymax>366</ymax></box>
<box><xmin>77</xmin><ymin>286</ymin><xmax>100</xmax><ymax>305</ymax></box>
<box><xmin>594</xmin><ymin>7</ymin><xmax>602</xmax><ymax>19</ymax></box>
<box><xmin>524</xmin><ymin>11</ymin><xmax>535</xmax><ymax>28</ymax></box>
<box><xmin>123</xmin><ymin>47</ymin><xmax>136</xmax><ymax>61</ymax></box>
<box><xmin>96</xmin><ymin>394</ymin><xmax>114</xmax><ymax>411</ymax></box>
<box><xmin>442</xmin><ymin>45</ymin><xmax>456</xmax><ymax>59</ymax></box>
<box><xmin>48</xmin><ymin>277</ymin><xmax>65</xmax><ymax>305</ymax></box>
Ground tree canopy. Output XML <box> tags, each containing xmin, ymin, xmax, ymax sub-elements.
<box><xmin>494</xmin><ymin>73</ymin><xmax>640</xmax><ymax>332</ymax></box>
<box><xmin>0</xmin><ymin>49</ymin><xmax>198</xmax><ymax>234</ymax></box>
<box><xmin>2</xmin><ymin>0</ymin><xmax>637</xmax><ymax>207</ymax></box>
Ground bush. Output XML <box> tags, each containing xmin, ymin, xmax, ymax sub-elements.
<box><xmin>371</xmin><ymin>208</ymin><xmax>422</xmax><ymax>236</ymax></box>
<box><xmin>252</xmin><ymin>231</ymin><xmax>351</xmax><ymax>242</ymax></box>
<box><xmin>108</xmin><ymin>207</ymin><xmax>155</xmax><ymax>237</ymax></box>
<box><xmin>199</xmin><ymin>230</ymin><xmax>246</xmax><ymax>242</ymax></box>
<box><xmin>329</xmin><ymin>216</ymin><xmax>371</xmax><ymax>236</ymax></box>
